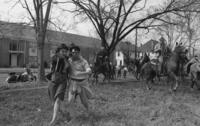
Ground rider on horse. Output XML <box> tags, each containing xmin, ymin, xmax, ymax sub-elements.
<box><xmin>152</xmin><ymin>40</ymin><xmax>168</xmax><ymax>75</ymax></box>
<box><xmin>92</xmin><ymin>46</ymin><xmax>112</xmax><ymax>83</ymax></box>
<box><xmin>96</xmin><ymin>46</ymin><xmax>109</xmax><ymax>65</ymax></box>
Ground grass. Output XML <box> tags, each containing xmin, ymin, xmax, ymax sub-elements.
<box><xmin>1</xmin><ymin>77</ymin><xmax>200</xmax><ymax>126</ymax></box>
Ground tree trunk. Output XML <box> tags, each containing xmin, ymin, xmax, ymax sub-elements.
<box><xmin>37</xmin><ymin>33</ymin><xmax>45</xmax><ymax>82</ymax></box>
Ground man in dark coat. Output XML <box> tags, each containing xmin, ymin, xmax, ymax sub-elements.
<box><xmin>49</xmin><ymin>44</ymin><xmax>70</xmax><ymax>125</ymax></box>
<box><xmin>96</xmin><ymin>46</ymin><xmax>108</xmax><ymax>65</ymax></box>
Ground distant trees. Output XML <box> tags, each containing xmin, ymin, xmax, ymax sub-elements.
<box><xmin>154</xmin><ymin>9</ymin><xmax>200</xmax><ymax>57</ymax></box>
<box><xmin>69</xmin><ymin>0</ymin><xmax>200</xmax><ymax>55</ymax></box>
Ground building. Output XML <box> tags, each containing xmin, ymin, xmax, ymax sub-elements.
<box><xmin>139</xmin><ymin>39</ymin><xmax>159</xmax><ymax>58</ymax></box>
<box><xmin>114</xmin><ymin>41</ymin><xmax>138</xmax><ymax>67</ymax></box>
<box><xmin>0</xmin><ymin>21</ymin><xmax>101</xmax><ymax>67</ymax></box>
<box><xmin>115</xmin><ymin>51</ymin><xmax>124</xmax><ymax>67</ymax></box>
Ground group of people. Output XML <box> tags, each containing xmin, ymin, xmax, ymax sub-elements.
<box><xmin>6</xmin><ymin>67</ymin><xmax>36</xmax><ymax>83</ymax></box>
<box><xmin>47</xmin><ymin>43</ymin><xmax>93</xmax><ymax>125</ymax></box>
<box><xmin>95</xmin><ymin>47</ymin><xmax>129</xmax><ymax>80</ymax></box>
<box><xmin>116</xmin><ymin>65</ymin><xmax>128</xmax><ymax>79</ymax></box>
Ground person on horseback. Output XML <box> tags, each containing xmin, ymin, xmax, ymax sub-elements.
<box><xmin>49</xmin><ymin>44</ymin><xmax>70</xmax><ymax>125</ymax></box>
<box><xmin>96</xmin><ymin>46</ymin><xmax>108</xmax><ymax>65</ymax></box>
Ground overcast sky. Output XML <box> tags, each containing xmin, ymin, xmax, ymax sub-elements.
<box><xmin>0</xmin><ymin>0</ymin><xmax>164</xmax><ymax>44</ymax></box>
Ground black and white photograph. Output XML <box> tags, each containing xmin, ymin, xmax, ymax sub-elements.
<box><xmin>1</xmin><ymin>0</ymin><xmax>200</xmax><ymax>126</ymax></box>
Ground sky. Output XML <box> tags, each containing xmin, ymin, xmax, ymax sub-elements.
<box><xmin>0</xmin><ymin>0</ymin><xmax>165</xmax><ymax>45</ymax></box>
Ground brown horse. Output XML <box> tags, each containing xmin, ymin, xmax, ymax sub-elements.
<box><xmin>132</xmin><ymin>53</ymin><xmax>150</xmax><ymax>80</ymax></box>
<box><xmin>140</xmin><ymin>62</ymin><xmax>157</xmax><ymax>90</ymax></box>
<box><xmin>91</xmin><ymin>56</ymin><xmax>112</xmax><ymax>84</ymax></box>
<box><xmin>140</xmin><ymin>43</ymin><xmax>188</xmax><ymax>91</ymax></box>
<box><xmin>165</xmin><ymin>43</ymin><xmax>188</xmax><ymax>91</ymax></box>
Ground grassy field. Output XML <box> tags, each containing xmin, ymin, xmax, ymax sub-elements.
<box><xmin>1</xmin><ymin>78</ymin><xmax>200</xmax><ymax>126</ymax></box>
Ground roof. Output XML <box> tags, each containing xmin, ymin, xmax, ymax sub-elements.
<box><xmin>0</xmin><ymin>21</ymin><xmax>101</xmax><ymax>48</ymax></box>
<box><xmin>139</xmin><ymin>39</ymin><xmax>159</xmax><ymax>52</ymax></box>
<box><xmin>117</xmin><ymin>41</ymin><xmax>138</xmax><ymax>52</ymax></box>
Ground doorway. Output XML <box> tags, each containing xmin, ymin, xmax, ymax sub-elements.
<box><xmin>10</xmin><ymin>54</ymin><xmax>18</xmax><ymax>67</ymax></box>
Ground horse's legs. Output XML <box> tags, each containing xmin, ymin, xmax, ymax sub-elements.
<box><xmin>169</xmin><ymin>72</ymin><xmax>179</xmax><ymax>91</ymax></box>
<box><xmin>136</xmin><ymin>68</ymin><xmax>140</xmax><ymax>80</ymax></box>
<box><xmin>145</xmin><ymin>74</ymin><xmax>153</xmax><ymax>90</ymax></box>
<box><xmin>190</xmin><ymin>72</ymin><xmax>195</xmax><ymax>89</ymax></box>
<box><xmin>103</xmin><ymin>72</ymin><xmax>110</xmax><ymax>83</ymax></box>
<box><xmin>190</xmin><ymin>72</ymin><xmax>200</xmax><ymax>90</ymax></box>
<box><xmin>92</xmin><ymin>73</ymin><xmax>98</xmax><ymax>85</ymax></box>
<box><xmin>95</xmin><ymin>74</ymin><xmax>99</xmax><ymax>84</ymax></box>
<box><xmin>103</xmin><ymin>74</ymin><xmax>106</xmax><ymax>82</ymax></box>
<box><xmin>145</xmin><ymin>77</ymin><xmax>151</xmax><ymax>90</ymax></box>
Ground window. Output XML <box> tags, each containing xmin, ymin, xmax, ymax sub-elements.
<box><xmin>9</xmin><ymin>41</ymin><xmax>24</xmax><ymax>51</ymax></box>
<box><xmin>10</xmin><ymin>42</ymin><xmax>17</xmax><ymax>51</ymax></box>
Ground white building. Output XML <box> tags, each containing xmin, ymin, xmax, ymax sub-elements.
<box><xmin>115</xmin><ymin>51</ymin><xmax>124</xmax><ymax>67</ymax></box>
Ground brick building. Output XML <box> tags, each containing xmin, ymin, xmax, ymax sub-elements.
<box><xmin>0</xmin><ymin>21</ymin><xmax>101</xmax><ymax>67</ymax></box>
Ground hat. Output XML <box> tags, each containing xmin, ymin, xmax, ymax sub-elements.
<box><xmin>56</xmin><ymin>44</ymin><xmax>68</xmax><ymax>53</ymax></box>
<box><xmin>70</xmin><ymin>45</ymin><xmax>80</xmax><ymax>53</ymax></box>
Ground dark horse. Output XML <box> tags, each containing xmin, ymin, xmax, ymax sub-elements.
<box><xmin>131</xmin><ymin>53</ymin><xmax>150</xmax><ymax>80</ymax></box>
<box><xmin>165</xmin><ymin>44</ymin><xmax>188</xmax><ymax>91</ymax></box>
<box><xmin>91</xmin><ymin>56</ymin><xmax>112</xmax><ymax>84</ymax></box>
<box><xmin>140</xmin><ymin>43</ymin><xmax>188</xmax><ymax>91</ymax></box>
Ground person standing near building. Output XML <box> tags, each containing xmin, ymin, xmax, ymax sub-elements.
<box><xmin>67</xmin><ymin>45</ymin><xmax>93</xmax><ymax>118</ymax></box>
<box><xmin>123</xmin><ymin>66</ymin><xmax>128</xmax><ymax>79</ymax></box>
<box><xmin>48</xmin><ymin>44</ymin><xmax>70</xmax><ymax>125</ymax></box>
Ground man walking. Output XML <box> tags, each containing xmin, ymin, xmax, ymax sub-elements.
<box><xmin>67</xmin><ymin>45</ymin><xmax>93</xmax><ymax>117</ymax></box>
<box><xmin>48</xmin><ymin>44</ymin><xmax>70</xmax><ymax>125</ymax></box>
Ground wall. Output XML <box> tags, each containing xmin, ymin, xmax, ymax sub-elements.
<box><xmin>0</xmin><ymin>37</ymin><xmax>100</xmax><ymax>68</ymax></box>
<box><xmin>0</xmin><ymin>38</ymin><xmax>10</xmax><ymax>67</ymax></box>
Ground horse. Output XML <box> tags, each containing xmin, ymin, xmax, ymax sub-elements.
<box><xmin>140</xmin><ymin>62</ymin><xmax>157</xmax><ymax>90</ymax></box>
<box><xmin>129</xmin><ymin>58</ymin><xmax>140</xmax><ymax>80</ymax></box>
<box><xmin>140</xmin><ymin>43</ymin><xmax>188</xmax><ymax>91</ymax></box>
<box><xmin>132</xmin><ymin>53</ymin><xmax>150</xmax><ymax>80</ymax></box>
<box><xmin>91</xmin><ymin>57</ymin><xmax>112</xmax><ymax>84</ymax></box>
<box><xmin>185</xmin><ymin>56</ymin><xmax>200</xmax><ymax>90</ymax></box>
<box><xmin>165</xmin><ymin>43</ymin><xmax>188</xmax><ymax>91</ymax></box>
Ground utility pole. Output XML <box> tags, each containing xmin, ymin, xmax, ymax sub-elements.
<box><xmin>135</xmin><ymin>28</ymin><xmax>138</xmax><ymax>59</ymax></box>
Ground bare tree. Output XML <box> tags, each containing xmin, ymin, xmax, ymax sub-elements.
<box><xmin>153</xmin><ymin>14</ymin><xmax>186</xmax><ymax>48</ymax></box>
<box><xmin>18</xmin><ymin>0</ymin><xmax>53</xmax><ymax>81</ymax></box>
<box><xmin>119</xmin><ymin>41</ymin><xmax>133</xmax><ymax>65</ymax></box>
<box><xmin>156</xmin><ymin>10</ymin><xmax>200</xmax><ymax>56</ymax></box>
<box><xmin>181</xmin><ymin>12</ymin><xmax>200</xmax><ymax>57</ymax></box>
<box><xmin>64</xmin><ymin>0</ymin><xmax>200</xmax><ymax>55</ymax></box>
